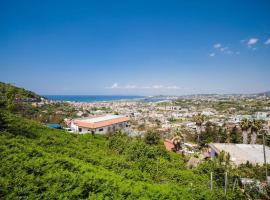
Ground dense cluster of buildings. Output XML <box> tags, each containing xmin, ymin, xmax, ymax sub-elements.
<box><xmin>65</xmin><ymin>95</ymin><xmax>270</xmax><ymax>137</ymax></box>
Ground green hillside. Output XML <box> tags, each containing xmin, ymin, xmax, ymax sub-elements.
<box><xmin>0</xmin><ymin>82</ymin><xmax>41</xmax><ymax>103</ymax></box>
<box><xmin>0</xmin><ymin>110</ymin><xmax>245</xmax><ymax>199</ymax></box>
<box><xmin>0</xmin><ymin>82</ymin><xmax>77</xmax><ymax>124</ymax></box>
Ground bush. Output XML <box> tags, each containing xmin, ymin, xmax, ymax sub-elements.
<box><xmin>144</xmin><ymin>130</ymin><xmax>161</xmax><ymax>145</ymax></box>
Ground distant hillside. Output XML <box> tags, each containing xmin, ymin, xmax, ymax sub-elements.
<box><xmin>0</xmin><ymin>82</ymin><xmax>41</xmax><ymax>101</ymax></box>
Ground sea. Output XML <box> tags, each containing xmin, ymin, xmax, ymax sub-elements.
<box><xmin>43</xmin><ymin>95</ymin><xmax>145</xmax><ymax>103</ymax></box>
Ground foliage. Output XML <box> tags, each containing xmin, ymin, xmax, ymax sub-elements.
<box><xmin>199</xmin><ymin>123</ymin><xmax>240</xmax><ymax>146</ymax></box>
<box><xmin>0</xmin><ymin>112</ymin><xmax>242</xmax><ymax>199</ymax></box>
<box><xmin>193</xmin><ymin>113</ymin><xmax>206</xmax><ymax>126</ymax></box>
<box><xmin>144</xmin><ymin>130</ymin><xmax>161</xmax><ymax>145</ymax></box>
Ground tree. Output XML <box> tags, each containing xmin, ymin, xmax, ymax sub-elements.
<box><xmin>217</xmin><ymin>127</ymin><xmax>227</xmax><ymax>143</ymax></box>
<box><xmin>250</xmin><ymin>120</ymin><xmax>263</xmax><ymax>144</ymax></box>
<box><xmin>144</xmin><ymin>130</ymin><xmax>161</xmax><ymax>145</ymax></box>
<box><xmin>192</xmin><ymin>113</ymin><xmax>206</xmax><ymax>144</ymax></box>
<box><xmin>0</xmin><ymin>110</ymin><xmax>6</xmax><ymax>130</ymax></box>
<box><xmin>240</xmin><ymin>119</ymin><xmax>251</xmax><ymax>144</ymax></box>
<box><xmin>230</xmin><ymin>126</ymin><xmax>241</xmax><ymax>143</ymax></box>
<box><xmin>172</xmin><ymin>134</ymin><xmax>183</xmax><ymax>151</ymax></box>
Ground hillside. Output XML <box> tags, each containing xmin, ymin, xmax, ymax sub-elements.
<box><xmin>0</xmin><ymin>82</ymin><xmax>41</xmax><ymax>103</ymax></box>
<box><xmin>0</xmin><ymin>110</ymin><xmax>246</xmax><ymax>199</ymax></box>
<box><xmin>0</xmin><ymin>82</ymin><xmax>78</xmax><ymax>124</ymax></box>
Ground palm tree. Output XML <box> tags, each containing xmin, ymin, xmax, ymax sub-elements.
<box><xmin>250</xmin><ymin>120</ymin><xmax>263</xmax><ymax>144</ymax></box>
<box><xmin>192</xmin><ymin>113</ymin><xmax>206</xmax><ymax>143</ymax></box>
<box><xmin>240</xmin><ymin>119</ymin><xmax>251</xmax><ymax>144</ymax></box>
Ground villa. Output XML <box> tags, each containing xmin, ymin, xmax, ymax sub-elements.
<box><xmin>65</xmin><ymin>114</ymin><xmax>129</xmax><ymax>134</ymax></box>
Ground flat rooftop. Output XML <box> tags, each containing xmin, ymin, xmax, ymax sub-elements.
<box><xmin>74</xmin><ymin>115</ymin><xmax>129</xmax><ymax>129</ymax></box>
<box><xmin>79</xmin><ymin>115</ymin><xmax>126</xmax><ymax>123</ymax></box>
<box><xmin>209</xmin><ymin>143</ymin><xmax>270</xmax><ymax>165</ymax></box>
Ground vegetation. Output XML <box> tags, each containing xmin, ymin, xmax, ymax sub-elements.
<box><xmin>240</xmin><ymin>119</ymin><xmax>251</xmax><ymax>144</ymax></box>
<box><xmin>0</xmin><ymin>110</ymin><xmax>244</xmax><ymax>199</ymax></box>
<box><xmin>144</xmin><ymin>130</ymin><xmax>161</xmax><ymax>145</ymax></box>
<box><xmin>0</xmin><ymin>82</ymin><xmax>78</xmax><ymax>124</ymax></box>
<box><xmin>240</xmin><ymin>118</ymin><xmax>264</xmax><ymax>144</ymax></box>
<box><xmin>192</xmin><ymin>113</ymin><xmax>206</xmax><ymax>143</ymax></box>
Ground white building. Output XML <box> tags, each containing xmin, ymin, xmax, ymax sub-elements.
<box><xmin>209</xmin><ymin>143</ymin><xmax>270</xmax><ymax>166</ymax></box>
<box><xmin>66</xmin><ymin>115</ymin><xmax>129</xmax><ymax>134</ymax></box>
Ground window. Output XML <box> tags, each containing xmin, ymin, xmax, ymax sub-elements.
<box><xmin>99</xmin><ymin>128</ymin><xmax>103</xmax><ymax>132</ymax></box>
<box><xmin>78</xmin><ymin>128</ymin><xmax>82</xmax><ymax>132</ymax></box>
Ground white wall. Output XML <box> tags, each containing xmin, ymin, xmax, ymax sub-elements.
<box><xmin>70</xmin><ymin>122</ymin><xmax>129</xmax><ymax>134</ymax></box>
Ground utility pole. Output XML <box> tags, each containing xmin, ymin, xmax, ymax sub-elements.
<box><xmin>262</xmin><ymin>131</ymin><xmax>268</xmax><ymax>185</ymax></box>
<box><xmin>210</xmin><ymin>172</ymin><xmax>213</xmax><ymax>191</ymax></box>
<box><xmin>224</xmin><ymin>172</ymin><xmax>228</xmax><ymax>195</ymax></box>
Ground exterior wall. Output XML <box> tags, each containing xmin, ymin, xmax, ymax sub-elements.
<box><xmin>70</xmin><ymin>121</ymin><xmax>129</xmax><ymax>134</ymax></box>
<box><xmin>210</xmin><ymin>147</ymin><xmax>217</xmax><ymax>158</ymax></box>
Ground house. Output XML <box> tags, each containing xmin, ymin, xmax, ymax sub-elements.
<box><xmin>66</xmin><ymin>114</ymin><xmax>129</xmax><ymax>134</ymax></box>
<box><xmin>209</xmin><ymin>143</ymin><xmax>270</xmax><ymax>166</ymax></box>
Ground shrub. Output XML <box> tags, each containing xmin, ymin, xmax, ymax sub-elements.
<box><xmin>144</xmin><ymin>130</ymin><xmax>161</xmax><ymax>145</ymax></box>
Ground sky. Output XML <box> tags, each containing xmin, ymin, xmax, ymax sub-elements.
<box><xmin>0</xmin><ymin>0</ymin><xmax>270</xmax><ymax>95</ymax></box>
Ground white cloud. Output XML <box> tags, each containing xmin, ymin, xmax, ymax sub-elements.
<box><xmin>247</xmin><ymin>38</ymin><xmax>258</xmax><ymax>45</ymax></box>
<box><xmin>209</xmin><ymin>53</ymin><xmax>215</xmax><ymax>57</ymax></box>
<box><xmin>264</xmin><ymin>38</ymin><xmax>270</xmax><ymax>45</ymax></box>
<box><xmin>106</xmin><ymin>84</ymin><xmax>182</xmax><ymax>90</ymax></box>
<box><xmin>213</xmin><ymin>43</ymin><xmax>221</xmax><ymax>48</ymax></box>
<box><xmin>108</xmin><ymin>83</ymin><xmax>119</xmax><ymax>89</ymax></box>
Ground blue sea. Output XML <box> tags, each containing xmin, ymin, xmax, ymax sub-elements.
<box><xmin>43</xmin><ymin>95</ymin><xmax>145</xmax><ymax>102</ymax></box>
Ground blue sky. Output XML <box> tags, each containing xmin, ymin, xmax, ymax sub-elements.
<box><xmin>0</xmin><ymin>0</ymin><xmax>270</xmax><ymax>95</ymax></box>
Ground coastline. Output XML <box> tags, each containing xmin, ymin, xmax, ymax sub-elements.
<box><xmin>43</xmin><ymin>95</ymin><xmax>146</xmax><ymax>103</ymax></box>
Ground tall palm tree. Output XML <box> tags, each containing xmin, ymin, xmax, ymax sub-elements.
<box><xmin>240</xmin><ymin>118</ymin><xmax>251</xmax><ymax>144</ymax></box>
<box><xmin>192</xmin><ymin>113</ymin><xmax>206</xmax><ymax>143</ymax></box>
<box><xmin>250</xmin><ymin>120</ymin><xmax>263</xmax><ymax>144</ymax></box>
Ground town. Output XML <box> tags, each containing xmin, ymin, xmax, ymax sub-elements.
<box><xmin>42</xmin><ymin>94</ymin><xmax>270</xmax><ymax>174</ymax></box>
<box><xmin>61</xmin><ymin>94</ymin><xmax>270</xmax><ymax>141</ymax></box>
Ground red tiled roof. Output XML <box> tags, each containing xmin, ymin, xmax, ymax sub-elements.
<box><xmin>164</xmin><ymin>139</ymin><xmax>174</xmax><ymax>151</ymax></box>
<box><xmin>74</xmin><ymin>116</ymin><xmax>129</xmax><ymax>129</ymax></box>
